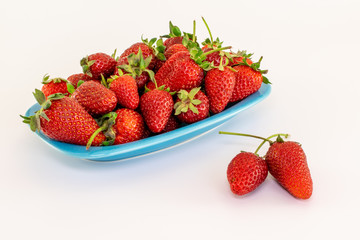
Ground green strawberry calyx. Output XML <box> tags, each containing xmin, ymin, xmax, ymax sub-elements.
<box><xmin>235</xmin><ymin>56</ymin><xmax>271</xmax><ymax>84</ymax></box>
<box><xmin>174</xmin><ymin>87</ymin><xmax>202</xmax><ymax>115</ymax></box>
<box><xmin>106</xmin><ymin>74</ymin><xmax>119</xmax><ymax>86</ymax></box>
<box><xmin>80</xmin><ymin>50</ymin><xmax>117</xmax><ymax>78</ymax></box>
<box><xmin>144</xmin><ymin>82</ymin><xmax>175</xmax><ymax>96</ymax></box>
<box><xmin>142</xmin><ymin>36</ymin><xmax>166</xmax><ymax>61</ymax></box>
<box><xmin>41</xmin><ymin>74</ymin><xmax>69</xmax><ymax>84</ymax></box>
<box><xmin>160</xmin><ymin>21</ymin><xmax>194</xmax><ymax>41</ymax></box>
<box><xmin>161</xmin><ymin>21</ymin><xmax>182</xmax><ymax>39</ymax></box>
<box><xmin>226</xmin><ymin>50</ymin><xmax>253</xmax><ymax>65</ymax></box>
<box><xmin>87</xmin><ymin>112</ymin><xmax>118</xmax><ymax>149</ymax></box>
<box><xmin>66</xmin><ymin>80</ymin><xmax>84</xmax><ymax>95</ymax></box>
<box><xmin>80</xmin><ymin>56</ymin><xmax>96</xmax><ymax>77</ymax></box>
<box><xmin>189</xmin><ymin>45</ymin><xmax>232</xmax><ymax>71</ymax></box>
<box><xmin>20</xmin><ymin>89</ymin><xmax>65</xmax><ymax>132</ymax></box>
<box><xmin>116</xmin><ymin>48</ymin><xmax>155</xmax><ymax>82</ymax></box>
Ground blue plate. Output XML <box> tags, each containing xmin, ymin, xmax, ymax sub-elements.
<box><xmin>24</xmin><ymin>84</ymin><xmax>271</xmax><ymax>161</ymax></box>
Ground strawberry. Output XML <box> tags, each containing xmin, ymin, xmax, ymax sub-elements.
<box><xmin>114</xmin><ymin>48</ymin><xmax>155</xmax><ymax>90</ymax></box>
<box><xmin>164</xmin><ymin>43</ymin><xmax>188</xmax><ymax>59</ymax></box>
<box><xmin>154</xmin><ymin>51</ymin><xmax>204</xmax><ymax>92</ymax></box>
<box><xmin>174</xmin><ymin>87</ymin><xmax>209</xmax><ymax>124</ymax></box>
<box><xmin>205</xmin><ymin>66</ymin><xmax>236</xmax><ymax>114</ymax></box>
<box><xmin>229</xmin><ymin>56</ymin><xmax>270</xmax><ymax>103</ymax></box>
<box><xmin>41</xmin><ymin>75</ymin><xmax>70</xmax><ymax>98</ymax></box>
<box><xmin>153</xmin><ymin>58</ymin><xmax>166</xmax><ymax>73</ymax></box>
<box><xmin>71</xmin><ymin>80</ymin><xmax>117</xmax><ymax>116</ymax></box>
<box><xmin>161</xmin><ymin>115</ymin><xmax>180</xmax><ymax>133</ymax></box>
<box><xmin>227</xmin><ymin>152</ymin><xmax>268</xmax><ymax>196</ymax></box>
<box><xmin>202</xmin><ymin>46</ymin><xmax>228</xmax><ymax>67</ymax></box>
<box><xmin>227</xmin><ymin>51</ymin><xmax>253</xmax><ymax>66</ymax></box>
<box><xmin>113</xmin><ymin>108</ymin><xmax>145</xmax><ymax>145</ymax></box>
<box><xmin>140</xmin><ymin>87</ymin><xmax>174</xmax><ymax>133</ymax></box>
<box><xmin>108</xmin><ymin>74</ymin><xmax>139</xmax><ymax>110</ymax></box>
<box><xmin>81</xmin><ymin>52</ymin><xmax>116</xmax><ymax>80</ymax></box>
<box><xmin>265</xmin><ymin>136</ymin><xmax>313</xmax><ymax>199</ymax></box>
<box><xmin>142</xmin><ymin>127</ymin><xmax>152</xmax><ymax>139</ymax></box>
<box><xmin>164</xmin><ymin>36</ymin><xmax>183</xmax><ymax>50</ymax></box>
<box><xmin>144</xmin><ymin>80</ymin><xmax>156</xmax><ymax>92</ymax></box>
<box><xmin>21</xmin><ymin>90</ymin><xmax>106</xmax><ymax>148</ymax></box>
<box><xmin>67</xmin><ymin>73</ymin><xmax>93</xmax><ymax>87</ymax></box>
<box><xmin>117</xmin><ymin>42</ymin><xmax>156</xmax><ymax>70</ymax></box>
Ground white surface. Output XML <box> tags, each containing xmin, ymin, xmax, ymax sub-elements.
<box><xmin>1</xmin><ymin>0</ymin><xmax>360</xmax><ymax>239</ymax></box>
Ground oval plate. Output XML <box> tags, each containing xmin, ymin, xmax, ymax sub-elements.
<box><xmin>24</xmin><ymin>84</ymin><xmax>271</xmax><ymax>161</ymax></box>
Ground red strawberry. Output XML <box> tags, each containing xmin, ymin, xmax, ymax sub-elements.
<box><xmin>161</xmin><ymin>115</ymin><xmax>180</xmax><ymax>133</ymax></box>
<box><xmin>205</xmin><ymin>67</ymin><xmax>236</xmax><ymax>113</ymax></box>
<box><xmin>174</xmin><ymin>87</ymin><xmax>209</xmax><ymax>124</ymax></box>
<box><xmin>113</xmin><ymin>108</ymin><xmax>146</xmax><ymax>145</ymax></box>
<box><xmin>142</xmin><ymin>127</ymin><xmax>152</xmax><ymax>139</ymax></box>
<box><xmin>164</xmin><ymin>36</ymin><xmax>183</xmax><ymax>50</ymax></box>
<box><xmin>109</xmin><ymin>75</ymin><xmax>139</xmax><ymax>110</ymax></box>
<box><xmin>229</xmin><ymin>56</ymin><xmax>253</xmax><ymax>66</ymax></box>
<box><xmin>229</xmin><ymin>56</ymin><xmax>270</xmax><ymax>103</ymax></box>
<box><xmin>227</xmin><ymin>152</ymin><xmax>268</xmax><ymax>196</ymax></box>
<box><xmin>155</xmin><ymin>51</ymin><xmax>204</xmax><ymax>92</ymax></box>
<box><xmin>21</xmin><ymin>91</ymin><xmax>106</xmax><ymax>148</ymax></box>
<box><xmin>265</xmin><ymin>137</ymin><xmax>313</xmax><ymax>199</ymax></box>
<box><xmin>81</xmin><ymin>52</ymin><xmax>116</xmax><ymax>80</ymax></box>
<box><xmin>144</xmin><ymin>80</ymin><xmax>156</xmax><ymax>92</ymax></box>
<box><xmin>71</xmin><ymin>80</ymin><xmax>117</xmax><ymax>116</ymax></box>
<box><xmin>67</xmin><ymin>73</ymin><xmax>93</xmax><ymax>87</ymax></box>
<box><xmin>227</xmin><ymin>51</ymin><xmax>253</xmax><ymax>66</ymax></box>
<box><xmin>153</xmin><ymin>58</ymin><xmax>165</xmax><ymax>73</ymax></box>
<box><xmin>117</xmin><ymin>42</ymin><xmax>156</xmax><ymax>70</ymax></box>
<box><xmin>140</xmin><ymin>88</ymin><xmax>174</xmax><ymax>133</ymax></box>
<box><xmin>202</xmin><ymin>45</ymin><xmax>228</xmax><ymax>66</ymax></box>
<box><xmin>164</xmin><ymin>43</ymin><xmax>188</xmax><ymax>59</ymax></box>
<box><xmin>41</xmin><ymin>75</ymin><xmax>70</xmax><ymax>98</ymax></box>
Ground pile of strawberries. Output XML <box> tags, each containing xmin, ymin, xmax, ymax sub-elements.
<box><xmin>21</xmin><ymin>18</ymin><xmax>313</xmax><ymax>200</ymax></box>
<box><xmin>21</xmin><ymin>18</ymin><xmax>269</xmax><ymax>149</ymax></box>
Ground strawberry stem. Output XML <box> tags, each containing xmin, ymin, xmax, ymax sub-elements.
<box><xmin>203</xmin><ymin>46</ymin><xmax>231</xmax><ymax>56</ymax></box>
<box><xmin>201</xmin><ymin>17</ymin><xmax>213</xmax><ymax>45</ymax></box>
<box><xmin>219</xmin><ymin>131</ymin><xmax>272</xmax><ymax>142</ymax></box>
<box><xmin>192</xmin><ymin>20</ymin><xmax>196</xmax><ymax>43</ymax></box>
<box><xmin>218</xmin><ymin>131</ymin><xmax>289</xmax><ymax>154</ymax></box>
<box><xmin>86</xmin><ymin>111</ymin><xmax>118</xmax><ymax>149</ymax></box>
<box><xmin>254</xmin><ymin>133</ymin><xmax>289</xmax><ymax>154</ymax></box>
<box><xmin>86</xmin><ymin>127</ymin><xmax>105</xmax><ymax>150</ymax></box>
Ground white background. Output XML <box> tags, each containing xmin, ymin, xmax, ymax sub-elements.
<box><xmin>1</xmin><ymin>0</ymin><xmax>360</xmax><ymax>239</ymax></box>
